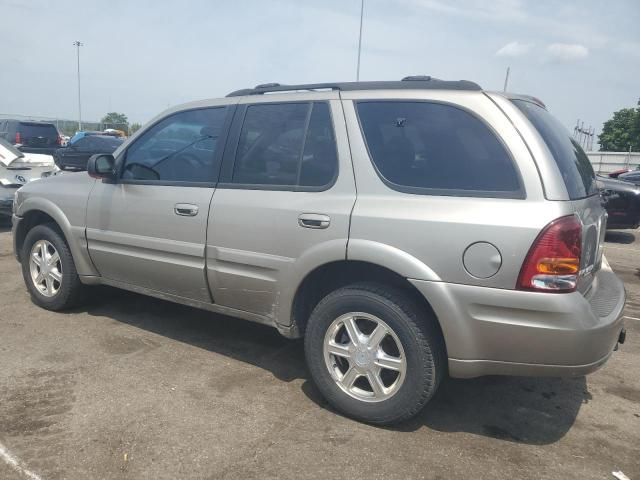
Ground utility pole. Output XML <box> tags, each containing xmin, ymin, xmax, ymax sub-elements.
<box><xmin>73</xmin><ymin>40</ymin><xmax>83</xmax><ymax>131</ymax></box>
<box><xmin>356</xmin><ymin>0</ymin><xmax>364</xmax><ymax>81</ymax></box>
<box><xmin>503</xmin><ymin>66</ymin><xmax>510</xmax><ymax>92</ymax></box>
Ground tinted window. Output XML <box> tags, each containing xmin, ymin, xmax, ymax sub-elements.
<box><xmin>18</xmin><ymin>122</ymin><xmax>58</xmax><ymax>138</ymax></box>
<box><xmin>123</xmin><ymin>107</ymin><xmax>227</xmax><ymax>183</ymax></box>
<box><xmin>233</xmin><ymin>103</ymin><xmax>307</xmax><ymax>186</ymax></box>
<box><xmin>513</xmin><ymin>100</ymin><xmax>597</xmax><ymax>199</ymax></box>
<box><xmin>84</xmin><ymin>136</ymin><xmax>123</xmax><ymax>150</ymax></box>
<box><xmin>73</xmin><ymin>137</ymin><xmax>91</xmax><ymax>148</ymax></box>
<box><xmin>232</xmin><ymin>102</ymin><xmax>337</xmax><ymax>188</ymax></box>
<box><xmin>300</xmin><ymin>103</ymin><xmax>338</xmax><ymax>186</ymax></box>
<box><xmin>356</xmin><ymin>102</ymin><xmax>520</xmax><ymax>196</ymax></box>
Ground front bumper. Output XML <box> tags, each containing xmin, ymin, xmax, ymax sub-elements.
<box><xmin>0</xmin><ymin>188</ymin><xmax>16</xmax><ymax>217</ymax></box>
<box><xmin>410</xmin><ymin>257</ymin><xmax>626</xmax><ymax>378</ymax></box>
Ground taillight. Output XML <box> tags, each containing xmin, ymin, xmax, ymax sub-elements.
<box><xmin>15</xmin><ymin>132</ymin><xmax>21</xmax><ymax>144</ymax></box>
<box><xmin>56</xmin><ymin>135</ymin><xmax>62</xmax><ymax>146</ymax></box>
<box><xmin>517</xmin><ymin>215</ymin><xmax>582</xmax><ymax>293</ymax></box>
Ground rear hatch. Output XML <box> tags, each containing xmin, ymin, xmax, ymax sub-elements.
<box><xmin>512</xmin><ymin>98</ymin><xmax>605</xmax><ymax>293</ymax></box>
<box><xmin>16</xmin><ymin>122</ymin><xmax>59</xmax><ymax>149</ymax></box>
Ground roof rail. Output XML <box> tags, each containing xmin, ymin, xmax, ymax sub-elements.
<box><xmin>226</xmin><ymin>77</ymin><xmax>482</xmax><ymax>97</ymax></box>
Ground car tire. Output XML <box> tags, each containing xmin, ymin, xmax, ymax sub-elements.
<box><xmin>21</xmin><ymin>223</ymin><xmax>85</xmax><ymax>311</ymax></box>
<box><xmin>304</xmin><ymin>282</ymin><xmax>446</xmax><ymax>425</ymax></box>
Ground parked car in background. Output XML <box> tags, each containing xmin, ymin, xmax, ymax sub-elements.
<box><xmin>617</xmin><ymin>170</ymin><xmax>640</xmax><ymax>185</ymax></box>
<box><xmin>11</xmin><ymin>78</ymin><xmax>626</xmax><ymax>425</ymax></box>
<box><xmin>597</xmin><ymin>175</ymin><xmax>640</xmax><ymax>229</ymax></box>
<box><xmin>103</xmin><ymin>128</ymin><xmax>127</xmax><ymax>138</ymax></box>
<box><xmin>0</xmin><ymin>138</ymin><xmax>58</xmax><ymax>218</ymax></box>
<box><xmin>54</xmin><ymin>135</ymin><xmax>123</xmax><ymax>171</ymax></box>
<box><xmin>0</xmin><ymin>119</ymin><xmax>61</xmax><ymax>155</ymax></box>
<box><xmin>608</xmin><ymin>168</ymin><xmax>634</xmax><ymax>178</ymax></box>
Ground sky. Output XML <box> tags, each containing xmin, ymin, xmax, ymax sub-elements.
<box><xmin>0</xmin><ymin>0</ymin><xmax>638</xmax><ymax>139</ymax></box>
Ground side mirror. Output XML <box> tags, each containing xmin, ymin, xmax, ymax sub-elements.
<box><xmin>88</xmin><ymin>154</ymin><xmax>116</xmax><ymax>181</ymax></box>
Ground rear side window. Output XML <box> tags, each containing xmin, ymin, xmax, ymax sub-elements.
<box><xmin>356</xmin><ymin>101</ymin><xmax>521</xmax><ymax>197</ymax></box>
<box><xmin>513</xmin><ymin>100</ymin><xmax>597</xmax><ymax>199</ymax></box>
<box><xmin>83</xmin><ymin>135</ymin><xmax>123</xmax><ymax>150</ymax></box>
<box><xmin>232</xmin><ymin>102</ymin><xmax>337</xmax><ymax>188</ymax></box>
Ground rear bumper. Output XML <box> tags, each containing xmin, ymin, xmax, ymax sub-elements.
<box><xmin>18</xmin><ymin>146</ymin><xmax>58</xmax><ymax>155</ymax></box>
<box><xmin>410</xmin><ymin>256</ymin><xmax>626</xmax><ymax>378</ymax></box>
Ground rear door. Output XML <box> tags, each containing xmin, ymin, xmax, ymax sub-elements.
<box><xmin>86</xmin><ymin>102</ymin><xmax>235</xmax><ymax>301</ymax></box>
<box><xmin>206</xmin><ymin>95</ymin><xmax>355</xmax><ymax>319</ymax></box>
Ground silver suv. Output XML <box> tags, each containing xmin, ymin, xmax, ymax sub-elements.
<box><xmin>11</xmin><ymin>77</ymin><xmax>626</xmax><ymax>425</ymax></box>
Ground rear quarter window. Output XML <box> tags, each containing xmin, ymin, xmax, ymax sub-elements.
<box><xmin>512</xmin><ymin>99</ymin><xmax>597</xmax><ymax>200</ymax></box>
<box><xmin>356</xmin><ymin>101</ymin><xmax>522</xmax><ymax>198</ymax></box>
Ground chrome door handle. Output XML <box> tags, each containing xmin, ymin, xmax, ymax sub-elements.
<box><xmin>298</xmin><ymin>213</ymin><xmax>330</xmax><ymax>229</ymax></box>
<box><xmin>174</xmin><ymin>203</ymin><xmax>199</xmax><ymax>216</ymax></box>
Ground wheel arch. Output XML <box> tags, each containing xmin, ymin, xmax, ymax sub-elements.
<box><xmin>288</xmin><ymin>260</ymin><xmax>448</xmax><ymax>358</ymax></box>
<box><xmin>14</xmin><ymin>198</ymin><xmax>98</xmax><ymax>276</ymax></box>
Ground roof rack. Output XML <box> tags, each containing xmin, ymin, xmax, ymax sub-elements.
<box><xmin>226</xmin><ymin>77</ymin><xmax>482</xmax><ymax>97</ymax></box>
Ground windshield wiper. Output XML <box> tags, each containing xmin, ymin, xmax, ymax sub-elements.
<box><xmin>149</xmin><ymin>135</ymin><xmax>216</xmax><ymax>169</ymax></box>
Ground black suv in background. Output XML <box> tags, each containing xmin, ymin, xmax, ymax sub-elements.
<box><xmin>0</xmin><ymin>119</ymin><xmax>61</xmax><ymax>155</ymax></box>
<box><xmin>54</xmin><ymin>134</ymin><xmax>123</xmax><ymax>171</ymax></box>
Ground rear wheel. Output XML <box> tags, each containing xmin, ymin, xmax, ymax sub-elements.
<box><xmin>304</xmin><ymin>282</ymin><xmax>445</xmax><ymax>425</ymax></box>
<box><xmin>21</xmin><ymin>224</ymin><xmax>85</xmax><ymax>310</ymax></box>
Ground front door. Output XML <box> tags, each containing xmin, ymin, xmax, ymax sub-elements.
<box><xmin>206</xmin><ymin>98</ymin><xmax>355</xmax><ymax>318</ymax></box>
<box><xmin>86</xmin><ymin>103</ymin><xmax>234</xmax><ymax>302</ymax></box>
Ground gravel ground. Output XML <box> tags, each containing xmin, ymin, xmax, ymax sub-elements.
<box><xmin>0</xmin><ymin>220</ymin><xmax>638</xmax><ymax>480</ymax></box>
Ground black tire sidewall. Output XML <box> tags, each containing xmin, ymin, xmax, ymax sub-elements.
<box><xmin>305</xmin><ymin>286</ymin><xmax>439</xmax><ymax>424</ymax></box>
<box><xmin>21</xmin><ymin>224</ymin><xmax>80</xmax><ymax>311</ymax></box>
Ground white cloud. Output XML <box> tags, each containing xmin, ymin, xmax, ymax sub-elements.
<box><xmin>495</xmin><ymin>41</ymin><xmax>533</xmax><ymax>58</ymax></box>
<box><xmin>546</xmin><ymin>43</ymin><xmax>589</xmax><ymax>62</ymax></box>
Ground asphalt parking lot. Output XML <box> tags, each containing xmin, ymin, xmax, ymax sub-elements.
<box><xmin>0</xmin><ymin>220</ymin><xmax>638</xmax><ymax>480</ymax></box>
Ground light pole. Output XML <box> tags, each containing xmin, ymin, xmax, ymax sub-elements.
<box><xmin>503</xmin><ymin>66</ymin><xmax>510</xmax><ymax>92</ymax></box>
<box><xmin>356</xmin><ymin>0</ymin><xmax>364</xmax><ymax>81</ymax></box>
<box><xmin>73</xmin><ymin>40</ymin><xmax>83</xmax><ymax>131</ymax></box>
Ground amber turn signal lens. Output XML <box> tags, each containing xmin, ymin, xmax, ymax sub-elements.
<box><xmin>537</xmin><ymin>257</ymin><xmax>580</xmax><ymax>275</ymax></box>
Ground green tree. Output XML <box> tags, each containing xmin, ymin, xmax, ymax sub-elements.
<box><xmin>129</xmin><ymin>122</ymin><xmax>142</xmax><ymax>135</ymax></box>
<box><xmin>598</xmin><ymin>107</ymin><xmax>640</xmax><ymax>151</ymax></box>
<box><xmin>101</xmin><ymin>112</ymin><xmax>129</xmax><ymax>130</ymax></box>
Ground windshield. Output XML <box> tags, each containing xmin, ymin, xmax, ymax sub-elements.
<box><xmin>513</xmin><ymin>99</ymin><xmax>597</xmax><ymax>200</ymax></box>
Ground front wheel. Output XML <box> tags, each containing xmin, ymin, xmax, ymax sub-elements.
<box><xmin>21</xmin><ymin>223</ymin><xmax>85</xmax><ymax>311</ymax></box>
<box><xmin>304</xmin><ymin>282</ymin><xmax>445</xmax><ymax>425</ymax></box>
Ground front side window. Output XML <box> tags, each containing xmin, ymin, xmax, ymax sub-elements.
<box><xmin>122</xmin><ymin>107</ymin><xmax>227</xmax><ymax>183</ymax></box>
<box><xmin>356</xmin><ymin>101</ymin><xmax>521</xmax><ymax>196</ymax></box>
<box><xmin>232</xmin><ymin>102</ymin><xmax>338</xmax><ymax>188</ymax></box>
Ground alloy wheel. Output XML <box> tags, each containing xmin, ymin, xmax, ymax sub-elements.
<box><xmin>323</xmin><ymin>312</ymin><xmax>407</xmax><ymax>402</ymax></box>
